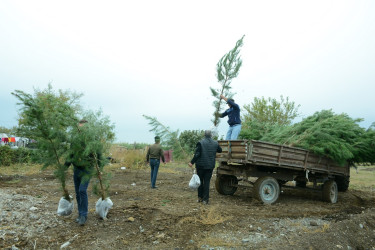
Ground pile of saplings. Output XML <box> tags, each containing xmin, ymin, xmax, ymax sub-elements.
<box><xmin>260</xmin><ymin>110</ymin><xmax>375</xmax><ymax>166</ymax></box>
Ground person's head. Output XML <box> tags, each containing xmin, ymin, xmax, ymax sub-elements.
<box><xmin>78</xmin><ymin>119</ymin><xmax>88</xmax><ymax>127</ymax></box>
<box><xmin>228</xmin><ymin>99</ymin><xmax>235</xmax><ymax>108</ymax></box>
<box><xmin>204</xmin><ymin>130</ymin><xmax>212</xmax><ymax>138</ymax></box>
<box><xmin>154</xmin><ymin>136</ymin><xmax>160</xmax><ymax>143</ymax></box>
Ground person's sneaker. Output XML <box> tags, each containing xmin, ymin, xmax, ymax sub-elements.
<box><xmin>197</xmin><ymin>198</ymin><xmax>203</xmax><ymax>203</ymax></box>
<box><xmin>151</xmin><ymin>186</ymin><xmax>158</xmax><ymax>189</ymax></box>
<box><xmin>78</xmin><ymin>215</ymin><xmax>87</xmax><ymax>226</ymax></box>
<box><xmin>202</xmin><ymin>200</ymin><xmax>209</xmax><ymax>205</ymax></box>
<box><xmin>75</xmin><ymin>217</ymin><xmax>80</xmax><ymax>223</ymax></box>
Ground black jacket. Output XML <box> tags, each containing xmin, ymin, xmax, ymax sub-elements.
<box><xmin>190</xmin><ymin>137</ymin><xmax>222</xmax><ymax>169</ymax></box>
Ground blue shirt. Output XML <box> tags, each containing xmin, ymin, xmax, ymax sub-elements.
<box><xmin>221</xmin><ymin>99</ymin><xmax>241</xmax><ymax>126</ymax></box>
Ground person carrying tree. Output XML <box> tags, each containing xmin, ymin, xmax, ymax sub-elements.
<box><xmin>219</xmin><ymin>94</ymin><xmax>242</xmax><ymax>140</ymax></box>
<box><xmin>64</xmin><ymin>119</ymin><xmax>103</xmax><ymax>226</ymax></box>
<box><xmin>188</xmin><ymin>130</ymin><xmax>222</xmax><ymax>205</ymax></box>
<box><xmin>146</xmin><ymin>136</ymin><xmax>166</xmax><ymax>189</ymax></box>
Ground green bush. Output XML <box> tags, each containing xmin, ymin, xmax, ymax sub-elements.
<box><xmin>0</xmin><ymin>146</ymin><xmax>41</xmax><ymax>166</ymax></box>
<box><xmin>0</xmin><ymin>146</ymin><xmax>13</xmax><ymax>166</ymax></box>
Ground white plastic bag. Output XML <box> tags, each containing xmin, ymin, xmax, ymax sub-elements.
<box><xmin>189</xmin><ymin>170</ymin><xmax>201</xmax><ymax>190</ymax></box>
<box><xmin>95</xmin><ymin>197</ymin><xmax>113</xmax><ymax>219</ymax></box>
<box><xmin>57</xmin><ymin>196</ymin><xmax>74</xmax><ymax>216</ymax></box>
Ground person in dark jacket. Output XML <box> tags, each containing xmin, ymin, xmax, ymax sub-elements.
<box><xmin>219</xmin><ymin>94</ymin><xmax>241</xmax><ymax>140</ymax></box>
<box><xmin>146</xmin><ymin>136</ymin><xmax>166</xmax><ymax>189</ymax></box>
<box><xmin>64</xmin><ymin>119</ymin><xmax>102</xmax><ymax>226</ymax></box>
<box><xmin>188</xmin><ymin>130</ymin><xmax>222</xmax><ymax>205</ymax></box>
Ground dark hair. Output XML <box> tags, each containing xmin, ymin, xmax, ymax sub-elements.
<box><xmin>79</xmin><ymin>119</ymin><xmax>88</xmax><ymax>124</ymax></box>
<box><xmin>229</xmin><ymin>99</ymin><xmax>235</xmax><ymax>103</ymax></box>
<box><xmin>154</xmin><ymin>136</ymin><xmax>160</xmax><ymax>142</ymax></box>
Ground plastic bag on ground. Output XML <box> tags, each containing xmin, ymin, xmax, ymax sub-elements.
<box><xmin>96</xmin><ymin>197</ymin><xmax>113</xmax><ymax>219</ymax></box>
<box><xmin>189</xmin><ymin>170</ymin><xmax>201</xmax><ymax>190</ymax></box>
<box><xmin>57</xmin><ymin>196</ymin><xmax>74</xmax><ymax>216</ymax></box>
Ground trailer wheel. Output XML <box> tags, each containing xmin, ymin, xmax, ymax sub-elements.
<box><xmin>322</xmin><ymin>180</ymin><xmax>338</xmax><ymax>203</ymax></box>
<box><xmin>336</xmin><ymin>176</ymin><xmax>349</xmax><ymax>192</ymax></box>
<box><xmin>253</xmin><ymin>176</ymin><xmax>280</xmax><ymax>204</ymax></box>
<box><xmin>215</xmin><ymin>174</ymin><xmax>238</xmax><ymax>195</ymax></box>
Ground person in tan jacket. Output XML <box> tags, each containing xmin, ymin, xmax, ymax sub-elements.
<box><xmin>146</xmin><ymin>136</ymin><xmax>165</xmax><ymax>188</ymax></box>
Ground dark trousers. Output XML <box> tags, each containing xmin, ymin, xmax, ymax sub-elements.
<box><xmin>73</xmin><ymin>167</ymin><xmax>91</xmax><ymax>217</ymax></box>
<box><xmin>150</xmin><ymin>158</ymin><xmax>160</xmax><ymax>188</ymax></box>
<box><xmin>196</xmin><ymin>168</ymin><xmax>213</xmax><ymax>202</ymax></box>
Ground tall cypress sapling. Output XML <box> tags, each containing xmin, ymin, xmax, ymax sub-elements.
<box><xmin>211</xmin><ymin>35</ymin><xmax>245</xmax><ymax>127</ymax></box>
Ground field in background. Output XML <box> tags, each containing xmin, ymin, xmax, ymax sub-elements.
<box><xmin>0</xmin><ymin>146</ymin><xmax>374</xmax><ymax>192</ymax></box>
<box><xmin>349</xmin><ymin>165</ymin><xmax>375</xmax><ymax>191</ymax></box>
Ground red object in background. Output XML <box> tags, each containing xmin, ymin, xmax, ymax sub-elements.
<box><xmin>163</xmin><ymin>150</ymin><xmax>173</xmax><ymax>163</ymax></box>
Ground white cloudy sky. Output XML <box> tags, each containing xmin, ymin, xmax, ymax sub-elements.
<box><xmin>1</xmin><ymin>0</ymin><xmax>374</xmax><ymax>143</ymax></box>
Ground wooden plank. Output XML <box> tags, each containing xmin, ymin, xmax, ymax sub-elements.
<box><xmin>231</xmin><ymin>146</ymin><xmax>247</xmax><ymax>153</ymax></box>
<box><xmin>231</xmin><ymin>153</ymin><xmax>247</xmax><ymax>159</ymax></box>
<box><xmin>216</xmin><ymin>153</ymin><xmax>229</xmax><ymax>158</ymax></box>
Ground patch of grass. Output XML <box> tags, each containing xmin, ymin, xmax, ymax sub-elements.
<box><xmin>349</xmin><ymin>166</ymin><xmax>375</xmax><ymax>191</ymax></box>
<box><xmin>6</xmin><ymin>179</ymin><xmax>21</xmax><ymax>184</ymax></box>
<box><xmin>109</xmin><ymin>146</ymin><xmax>146</xmax><ymax>169</ymax></box>
<box><xmin>0</xmin><ymin>164</ymin><xmax>42</xmax><ymax>176</ymax></box>
<box><xmin>312</xmin><ymin>223</ymin><xmax>330</xmax><ymax>233</ymax></box>
<box><xmin>159</xmin><ymin>165</ymin><xmax>179</xmax><ymax>174</ymax></box>
<box><xmin>197</xmin><ymin>236</ymin><xmax>241</xmax><ymax>248</ymax></box>
<box><xmin>179</xmin><ymin>206</ymin><xmax>232</xmax><ymax>225</ymax></box>
<box><xmin>161</xmin><ymin>200</ymin><xmax>171</xmax><ymax>206</ymax></box>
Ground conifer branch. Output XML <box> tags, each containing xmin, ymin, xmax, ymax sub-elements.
<box><xmin>211</xmin><ymin>35</ymin><xmax>245</xmax><ymax>126</ymax></box>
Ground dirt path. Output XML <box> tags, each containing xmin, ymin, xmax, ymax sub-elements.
<box><xmin>1</xmin><ymin>166</ymin><xmax>374</xmax><ymax>249</ymax></box>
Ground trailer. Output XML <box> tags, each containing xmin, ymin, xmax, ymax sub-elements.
<box><xmin>215</xmin><ymin>140</ymin><xmax>350</xmax><ymax>204</ymax></box>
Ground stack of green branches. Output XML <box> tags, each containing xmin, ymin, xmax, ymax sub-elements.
<box><xmin>261</xmin><ymin>110</ymin><xmax>375</xmax><ymax>166</ymax></box>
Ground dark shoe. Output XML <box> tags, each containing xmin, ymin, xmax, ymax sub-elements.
<box><xmin>197</xmin><ymin>198</ymin><xmax>203</xmax><ymax>203</ymax></box>
<box><xmin>151</xmin><ymin>186</ymin><xmax>158</xmax><ymax>189</ymax></box>
<box><xmin>202</xmin><ymin>200</ymin><xmax>209</xmax><ymax>205</ymax></box>
<box><xmin>78</xmin><ymin>215</ymin><xmax>87</xmax><ymax>226</ymax></box>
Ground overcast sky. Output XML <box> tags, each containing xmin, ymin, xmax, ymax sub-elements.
<box><xmin>1</xmin><ymin>1</ymin><xmax>374</xmax><ymax>143</ymax></box>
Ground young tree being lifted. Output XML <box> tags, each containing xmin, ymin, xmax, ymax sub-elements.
<box><xmin>12</xmin><ymin>85</ymin><xmax>82</xmax><ymax>214</ymax></box>
<box><xmin>211</xmin><ymin>35</ymin><xmax>245</xmax><ymax>127</ymax></box>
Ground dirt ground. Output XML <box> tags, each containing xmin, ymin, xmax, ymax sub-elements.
<box><xmin>1</xmin><ymin>164</ymin><xmax>374</xmax><ymax>250</ymax></box>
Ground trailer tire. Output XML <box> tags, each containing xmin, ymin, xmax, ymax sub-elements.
<box><xmin>322</xmin><ymin>180</ymin><xmax>338</xmax><ymax>203</ymax></box>
<box><xmin>336</xmin><ymin>176</ymin><xmax>349</xmax><ymax>192</ymax></box>
<box><xmin>215</xmin><ymin>174</ymin><xmax>238</xmax><ymax>195</ymax></box>
<box><xmin>253</xmin><ymin>176</ymin><xmax>280</xmax><ymax>204</ymax></box>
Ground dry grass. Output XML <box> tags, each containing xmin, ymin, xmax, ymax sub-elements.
<box><xmin>349</xmin><ymin>166</ymin><xmax>375</xmax><ymax>191</ymax></box>
<box><xmin>109</xmin><ymin>145</ymin><xmax>146</xmax><ymax>169</ymax></box>
<box><xmin>0</xmin><ymin>164</ymin><xmax>43</xmax><ymax>176</ymax></box>
<box><xmin>310</xmin><ymin>223</ymin><xmax>330</xmax><ymax>233</ymax></box>
<box><xmin>196</xmin><ymin>236</ymin><xmax>241</xmax><ymax>248</ymax></box>
<box><xmin>179</xmin><ymin>205</ymin><xmax>232</xmax><ymax>225</ymax></box>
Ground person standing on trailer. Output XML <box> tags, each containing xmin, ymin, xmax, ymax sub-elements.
<box><xmin>219</xmin><ymin>94</ymin><xmax>241</xmax><ymax>140</ymax></box>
